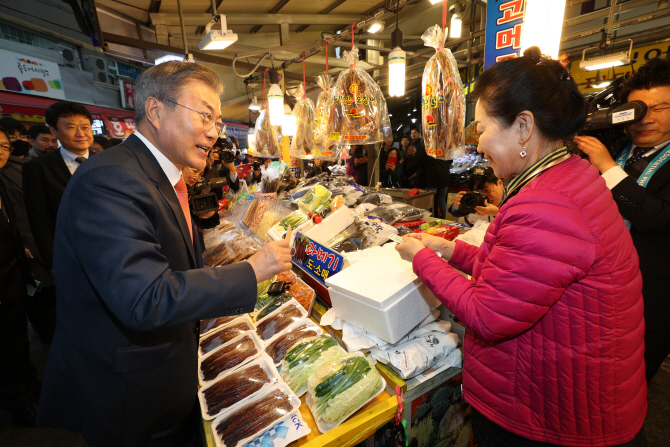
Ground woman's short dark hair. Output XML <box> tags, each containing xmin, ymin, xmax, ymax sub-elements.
<box><xmin>473</xmin><ymin>47</ymin><xmax>587</xmax><ymax>141</ymax></box>
<box><xmin>620</xmin><ymin>57</ymin><xmax>670</xmax><ymax>102</ymax></box>
<box><xmin>45</xmin><ymin>101</ymin><xmax>93</xmax><ymax>128</ymax></box>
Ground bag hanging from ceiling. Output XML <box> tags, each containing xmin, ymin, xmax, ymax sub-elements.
<box><xmin>254</xmin><ymin>108</ymin><xmax>282</xmax><ymax>158</ymax></box>
<box><xmin>289</xmin><ymin>84</ymin><xmax>318</xmax><ymax>159</ymax></box>
<box><xmin>313</xmin><ymin>74</ymin><xmax>341</xmax><ymax>160</ymax></box>
<box><xmin>421</xmin><ymin>24</ymin><xmax>466</xmax><ymax>160</ymax></box>
<box><xmin>329</xmin><ymin>46</ymin><xmax>392</xmax><ymax>145</ymax></box>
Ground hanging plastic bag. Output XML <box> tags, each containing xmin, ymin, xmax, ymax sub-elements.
<box><xmin>312</xmin><ymin>74</ymin><xmax>342</xmax><ymax>160</ymax></box>
<box><xmin>421</xmin><ymin>25</ymin><xmax>466</xmax><ymax>160</ymax></box>
<box><xmin>254</xmin><ymin>108</ymin><xmax>281</xmax><ymax>158</ymax></box>
<box><xmin>289</xmin><ymin>84</ymin><xmax>317</xmax><ymax>159</ymax></box>
<box><xmin>329</xmin><ymin>47</ymin><xmax>392</xmax><ymax>145</ymax></box>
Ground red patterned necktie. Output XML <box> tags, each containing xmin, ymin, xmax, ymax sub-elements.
<box><xmin>174</xmin><ymin>177</ymin><xmax>193</xmax><ymax>241</ymax></box>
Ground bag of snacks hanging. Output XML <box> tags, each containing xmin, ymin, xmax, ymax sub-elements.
<box><xmin>313</xmin><ymin>74</ymin><xmax>341</xmax><ymax>160</ymax></box>
<box><xmin>254</xmin><ymin>108</ymin><xmax>281</xmax><ymax>158</ymax></box>
<box><xmin>289</xmin><ymin>84</ymin><xmax>317</xmax><ymax>159</ymax></box>
<box><xmin>329</xmin><ymin>47</ymin><xmax>392</xmax><ymax>145</ymax></box>
<box><xmin>421</xmin><ymin>24</ymin><xmax>466</xmax><ymax>160</ymax></box>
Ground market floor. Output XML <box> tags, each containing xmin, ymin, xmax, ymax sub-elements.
<box><xmin>1</xmin><ymin>326</ymin><xmax>669</xmax><ymax>447</ymax></box>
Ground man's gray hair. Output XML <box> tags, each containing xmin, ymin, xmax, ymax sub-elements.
<box><xmin>134</xmin><ymin>61</ymin><xmax>224</xmax><ymax>124</ymax></box>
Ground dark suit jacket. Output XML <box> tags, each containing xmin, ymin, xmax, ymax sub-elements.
<box><xmin>611</xmin><ymin>141</ymin><xmax>670</xmax><ymax>332</ymax></box>
<box><xmin>411</xmin><ymin>138</ymin><xmax>452</xmax><ymax>189</ymax></box>
<box><xmin>22</xmin><ymin>148</ymin><xmax>72</xmax><ymax>270</ymax></box>
<box><xmin>36</xmin><ymin>134</ymin><xmax>257</xmax><ymax>447</ymax></box>
<box><xmin>0</xmin><ymin>181</ymin><xmax>33</xmax><ymax>304</ymax></box>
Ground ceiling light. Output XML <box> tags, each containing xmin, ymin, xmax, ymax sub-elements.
<box><xmin>249</xmin><ymin>95</ymin><xmax>261</xmax><ymax>111</ymax></box>
<box><xmin>594</xmin><ymin>81</ymin><xmax>612</xmax><ymax>89</ymax></box>
<box><xmin>199</xmin><ymin>14</ymin><xmax>238</xmax><ymax>51</ymax></box>
<box><xmin>429</xmin><ymin>0</ymin><xmax>442</xmax><ymax>4</ymax></box>
<box><xmin>520</xmin><ymin>0</ymin><xmax>566</xmax><ymax>59</ymax></box>
<box><xmin>397</xmin><ymin>124</ymin><xmax>403</xmax><ymax>131</ymax></box>
<box><xmin>411</xmin><ymin>118</ymin><xmax>417</xmax><ymax>123</ymax></box>
<box><xmin>367</xmin><ymin>20</ymin><xmax>384</xmax><ymax>34</ymax></box>
<box><xmin>389</xmin><ymin>113</ymin><xmax>393</xmax><ymax>117</ymax></box>
<box><xmin>283</xmin><ymin>104</ymin><xmax>296</xmax><ymax>136</ymax></box>
<box><xmin>580</xmin><ymin>49</ymin><xmax>632</xmax><ymax>71</ymax></box>
<box><xmin>450</xmin><ymin>14</ymin><xmax>462</xmax><ymax>39</ymax></box>
<box><xmin>267</xmin><ymin>71</ymin><xmax>284</xmax><ymax>127</ymax></box>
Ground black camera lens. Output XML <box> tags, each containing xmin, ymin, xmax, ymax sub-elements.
<box><xmin>221</xmin><ymin>150</ymin><xmax>235</xmax><ymax>164</ymax></box>
<box><xmin>459</xmin><ymin>191</ymin><xmax>487</xmax><ymax>214</ymax></box>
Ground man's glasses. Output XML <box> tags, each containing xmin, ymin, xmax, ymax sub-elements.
<box><xmin>164</xmin><ymin>99</ymin><xmax>225</xmax><ymax>137</ymax></box>
<box><xmin>0</xmin><ymin>144</ymin><xmax>11</xmax><ymax>153</ymax></box>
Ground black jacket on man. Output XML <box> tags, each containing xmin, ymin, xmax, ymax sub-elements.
<box><xmin>411</xmin><ymin>138</ymin><xmax>451</xmax><ymax>189</ymax></box>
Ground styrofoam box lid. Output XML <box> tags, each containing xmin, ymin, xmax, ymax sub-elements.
<box><xmin>325</xmin><ymin>244</ymin><xmax>423</xmax><ymax>309</ymax></box>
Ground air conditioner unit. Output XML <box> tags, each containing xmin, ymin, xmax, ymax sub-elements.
<box><xmin>82</xmin><ymin>56</ymin><xmax>111</xmax><ymax>84</ymax></box>
<box><xmin>51</xmin><ymin>45</ymin><xmax>78</xmax><ymax>68</ymax></box>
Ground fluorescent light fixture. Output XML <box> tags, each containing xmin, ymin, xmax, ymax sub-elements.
<box><xmin>429</xmin><ymin>0</ymin><xmax>442</xmax><ymax>4</ymax></box>
<box><xmin>389</xmin><ymin>113</ymin><xmax>393</xmax><ymax>117</ymax></box>
<box><xmin>413</xmin><ymin>106</ymin><xmax>417</xmax><ymax>112</ymax></box>
<box><xmin>580</xmin><ymin>50</ymin><xmax>631</xmax><ymax>71</ymax></box>
<box><xmin>408</xmin><ymin>113</ymin><xmax>411</xmax><ymax>116</ymax></box>
<box><xmin>520</xmin><ymin>0</ymin><xmax>566</xmax><ymax>59</ymax></box>
<box><xmin>283</xmin><ymin>104</ymin><xmax>296</xmax><ymax>137</ymax></box>
<box><xmin>411</xmin><ymin>118</ymin><xmax>417</xmax><ymax>123</ymax></box>
<box><xmin>594</xmin><ymin>81</ymin><xmax>612</xmax><ymax>89</ymax></box>
<box><xmin>155</xmin><ymin>54</ymin><xmax>184</xmax><ymax>64</ymax></box>
<box><xmin>388</xmin><ymin>46</ymin><xmax>406</xmax><ymax>97</ymax></box>
<box><xmin>267</xmin><ymin>83</ymin><xmax>284</xmax><ymax>126</ymax></box>
<box><xmin>199</xmin><ymin>14</ymin><xmax>238</xmax><ymax>51</ymax></box>
<box><xmin>397</xmin><ymin>124</ymin><xmax>403</xmax><ymax>131</ymax></box>
<box><xmin>367</xmin><ymin>20</ymin><xmax>384</xmax><ymax>34</ymax></box>
<box><xmin>450</xmin><ymin>14</ymin><xmax>462</xmax><ymax>39</ymax></box>
<box><xmin>249</xmin><ymin>95</ymin><xmax>261</xmax><ymax>111</ymax></box>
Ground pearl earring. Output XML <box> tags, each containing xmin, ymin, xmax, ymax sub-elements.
<box><xmin>520</xmin><ymin>144</ymin><xmax>527</xmax><ymax>158</ymax></box>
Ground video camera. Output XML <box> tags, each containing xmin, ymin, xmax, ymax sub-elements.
<box><xmin>188</xmin><ymin>169</ymin><xmax>228</xmax><ymax>215</ymax></box>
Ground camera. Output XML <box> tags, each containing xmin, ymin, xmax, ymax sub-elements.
<box><xmin>459</xmin><ymin>191</ymin><xmax>487</xmax><ymax>215</ymax></box>
<box><xmin>215</xmin><ymin>136</ymin><xmax>236</xmax><ymax>164</ymax></box>
<box><xmin>220</xmin><ymin>148</ymin><xmax>235</xmax><ymax>164</ymax></box>
<box><xmin>188</xmin><ymin>176</ymin><xmax>227</xmax><ymax>215</ymax></box>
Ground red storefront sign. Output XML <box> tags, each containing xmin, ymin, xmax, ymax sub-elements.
<box><xmin>101</xmin><ymin>114</ymin><xmax>136</xmax><ymax>138</ymax></box>
<box><xmin>120</xmin><ymin>80</ymin><xmax>135</xmax><ymax>110</ymax></box>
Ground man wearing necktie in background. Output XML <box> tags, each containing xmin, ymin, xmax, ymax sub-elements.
<box><xmin>36</xmin><ymin>61</ymin><xmax>291</xmax><ymax>447</ymax></box>
<box><xmin>575</xmin><ymin>57</ymin><xmax>670</xmax><ymax>383</ymax></box>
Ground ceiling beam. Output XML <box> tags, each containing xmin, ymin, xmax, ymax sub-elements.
<box><xmin>101</xmin><ymin>32</ymin><xmax>316</xmax><ymax>83</ymax></box>
<box><xmin>149</xmin><ymin>0</ymin><xmax>162</xmax><ymax>13</ymax></box>
<box><xmin>296</xmin><ymin>0</ymin><xmax>349</xmax><ymax>33</ymax></box>
<box><xmin>250</xmin><ymin>0</ymin><xmax>292</xmax><ymax>34</ymax></box>
<box><xmin>150</xmin><ymin>13</ymin><xmax>365</xmax><ymax>26</ymax></box>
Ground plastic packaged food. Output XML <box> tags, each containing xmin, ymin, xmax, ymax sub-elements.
<box><xmin>200</xmin><ymin>316</ymin><xmax>241</xmax><ymax>336</ymax></box>
<box><xmin>199</xmin><ymin>332</ymin><xmax>263</xmax><ymax>384</ymax></box>
<box><xmin>289</xmin><ymin>84</ymin><xmax>317</xmax><ymax>159</ymax></box>
<box><xmin>254</xmin><ymin>292</ymin><xmax>294</xmax><ymax>323</ymax></box>
<box><xmin>199</xmin><ymin>316</ymin><xmax>255</xmax><ymax>356</ymax></box>
<box><xmin>211</xmin><ymin>383</ymin><xmax>301</xmax><ymax>447</ymax></box>
<box><xmin>313</xmin><ymin>74</ymin><xmax>341</xmax><ymax>160</ymax></box>
<box><xmin>264</xmin><ymin>320</ymin><xmax>323</xmax><ymax>365</ymax></box>
<box><xmin>329</xmin><ymin>47</ymin><xmax>392</xmax><ymax>145</ymax></box>
<box><xmin>254</xmin><ymin>108</ymin><xmax>281</xmax><ymax>158</ymax></box>
<box><xmin>306</xmin><ymin>353</ymin><xmax>384</xmax><ymax>432</ymax></box>
<box><xmin>198</xmin><ymin>354</ymin><xmax>281</xmax><ymax>420</ymax></box>
<box><xmin>368</xmin><ymin>203</ymin><xmax>431</xmax><ymax>225</ymax></box>
<box><xmin>276</xmin><ymin>270</ymin><xmax>297</xmax><ymax>284</ymax></box>
<box><xmin>298</xmin><ymin>185</ymin><xmax>332</xmax><ymax>214</ymax></box>
<box><xmin>287</xmin><ymin>280</ymin><xmax>316</xmax><ymax>312</ymax></box>
<box><xmin>254</xmin><ymin>300</ymin><xmax>307</xmax><ymax>341</ymax></box>
<box><xmin>421</xmin><ymin>25</ymin><xmax>466</xmax><ymax>160</ymax></box>
<box><xmin>280</xmin><ymin>334</ymin><xmax>346</xmax><ymax>396</ymax></box>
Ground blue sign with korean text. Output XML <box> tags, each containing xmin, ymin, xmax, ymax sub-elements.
<box><xmin>291</xmin><ymin>233</ymin><xmax>344</xmax><ymax>285</ymax></box>
<box><xmin>484</xmin><ymin>0</ymin><xmax>526</xmax><ymax>69</ymax></box>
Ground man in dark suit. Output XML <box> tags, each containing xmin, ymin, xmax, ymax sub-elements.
<box><xmin>22</xmin><ymin>101</ymin><xmax>93</xmax><ymax>273</ymax></box>
<box><xmin>575</xmin><ymin>57</ymin><xmax>670</xmax><ymax>383</ymax></box>
<box><xmin>0</xmin><ymin>126</ymin><xmax>39</xmax><ymax>426</ymax></box>
<box><xmin>36</xmin><ymin>61</ymin><xmax>291</xmax><ymax>447</ymax></box>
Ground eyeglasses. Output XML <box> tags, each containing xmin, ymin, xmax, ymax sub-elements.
<box><xmin>0</xmin><ymin>144</ymin><xmax>11</xmax><ymax>153</ymax></box>
<box><xmin>164</xmin><ymin>99</ymin><xmax>225</xmax><ymax>137</ymax></box>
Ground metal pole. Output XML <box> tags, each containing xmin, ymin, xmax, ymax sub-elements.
<box><xmin>210</xmin><ymin>0</ymin><xmax>217</xmax><ymax>16</ymax></box>
<box><xmin>176</xmin><ymin>0</ymin><xmax>189</xmax><ymax>56</ymax></box>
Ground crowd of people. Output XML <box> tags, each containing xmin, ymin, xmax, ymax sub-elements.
<box><xmin>0</xmin><ymin>52</ymin><xmax>668</xmax><ymax>447</ymax></box>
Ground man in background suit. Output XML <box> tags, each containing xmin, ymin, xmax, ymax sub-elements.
<box><xmin>36</xmin><ymin>61</ymin><xmax>291</xmax><ymax>447</ymax></box>
<box><xmin>27</xmin><ymin>124</ymin><xmax>58</xmax><ymax>159</ymax></box>
<box><xmin>575</xmin><ymin>57</ymin><xmax>670</xmax><ymax>383</ymax></box>
<box><xmin>22</xmin><ymin>101</ymin><xmax>93</xmax><ymax>272</ymax></box>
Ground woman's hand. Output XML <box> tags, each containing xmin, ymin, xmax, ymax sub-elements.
<box><xmin>395</xmin><ymin>236</ymin><xmax>426</xmax><ymax>262</ymax></box>
<box><xmin>385</xmin><ymin>162</ymin><xmax>396</xmax><ymax>171</ymax></box>
<box><xmin>453</xmin><ymin>191</ymin><xmax>466</xmax><ymax>210</ymax></box>
<box><xmin>399</xmin><ymin>233</ymin><xmax>457</xmax><ymax>260</ymax></box>
<box><xmin>475</xmin><ymin>200</ymin><xmax>499</xmax><ymax>216</ymax></box>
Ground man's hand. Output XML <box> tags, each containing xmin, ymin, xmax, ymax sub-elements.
<box><xmin>475</xmin><ymin>201</ymin><xmax>499</xmax><ymax>216</ymax></box>
<box><xmin>453</xmin><ymin>191</ymin><xmax>466</xmax><ymax>210</ymax></box>
<box><xmin>574</xmin><ymin>136</ymin><xmax>618</xmax><ymax>173</ymax></box>
<box><xmin>223</xmin><ymin>160</ymin><xmax>236</xmax><ymax>174</ymax></box>
<box><xmin>25</xmin><ymin>248</ymin><xmax>34</xmax><ymax>259</ymax></box>
<box><xmin>198</xmin><ymin>210</ymin><xmax>217</xmax><ymax>219</ymax></box>
<box><xmin>246</xmin><ymin>240</ymin><xmax>292</xmax><ymax>283</ymax></box>
<box><xmin>207</xmin><ymin>149</ymin><xmax>220</xmax><ymax>167</ymax></box>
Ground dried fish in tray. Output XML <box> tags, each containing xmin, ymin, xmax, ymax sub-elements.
<box><xmin>254</xmin><ymin>292</ymin><xmax>293</xmax><ymax>323</ymax></box>
<box><xmin>264</xmin><ymin>320</ymin><xmax>323</xmax><ymax>364</ymax></box>
<box><xmin>199</xmin><ymin>318</ymin><xmax>255</xmax><ymax>356</ymax></box>
<box><xmin>200</xmin><ymin>316</ymin><xmax>239</xmax><ymax>336</ymax></box>
<box><xmin>199</xmin><ymin>332</ymin><xmax>263</xmax><ymax>384</ymax></box>
<box><xmin>254</xmin><ymin>301</ymin><xmax>307</xmax><ymax>341</ymax></box>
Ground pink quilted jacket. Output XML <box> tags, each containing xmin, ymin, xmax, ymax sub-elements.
<box><xmin>413</xmin><ymin>156</ymin><xmax>646</xmax><ymax>446</ymax></box>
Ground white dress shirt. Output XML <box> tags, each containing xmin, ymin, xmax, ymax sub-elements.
<box><xmin>60</xmin><ymin>147</ymin><xmax>89</xmax><ymax>175</ymax></box>
<box><xmin>134</xmin><ymin>131</ymin><xmax>182</xmax><ymax>192</ymax></box>
<box><xmin>601</xmin><ymin>138</ymin><xmax>670</xmax><ymax>189</ymax></box>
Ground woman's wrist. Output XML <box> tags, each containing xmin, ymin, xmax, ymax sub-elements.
<box><xmin>440</xmin><ymin>240</ymin><xmax>456</xmax><ymax>260</ymax></box>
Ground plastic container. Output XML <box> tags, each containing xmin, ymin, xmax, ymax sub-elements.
<box><xmin>210</xmin><ymin>382</ymin><xmax>301</xmax><ymax>447</ymax></box>
<box><xmin>199</xmin><ymin>331</ymin><xmax>264</xmax><ymax>386</ymax></box>
<box><xmin>264</xmin><ymin>319</ymin><xmax>323</xmax><ymax>366</ymax></box>
<box><xmin>287</xmin><ymin>277</ymin><xmax>316</xmax><ymax>315</ymax></box>
<box><xmin>198</xmin><ymin>353</ymin><xmax>281</xmax><ymax>420</ymax></box>
<box><xmin>302</xmin><ymin>206</ymin><xmax>355</xmax><ymax>246</ymax></box>
<box><xmin>253</xmin><ymin>299</ymin><xmax>308</xmax><ymax>342</ymax></box>
<box><xmin>200</xmin><ymin>315</ymin><xmax>244</xmax><ymax>337</ymax></box>
<box><xmin>199</xmin><ymin>315</ymin><xmax>255</xmax><ymax>357</ymax></box>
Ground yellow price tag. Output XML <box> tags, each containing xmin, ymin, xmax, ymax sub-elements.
<box><xmin>329</xmin><ymin>132</ymin><xmax>341</xmax><ymax>141</ymax></box>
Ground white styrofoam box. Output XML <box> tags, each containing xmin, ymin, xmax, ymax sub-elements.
<box><xmin>327</xmin><ymin>283</ymin><xmax>440</xmax><ymax>344</ymax></box>
<box><xmin>302</xmin><ymin>206</ymin><xmax>354</xmax><ymax>246</ymax></box>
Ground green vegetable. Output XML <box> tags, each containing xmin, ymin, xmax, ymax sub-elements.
<box><xmin>279</xmin><ymin>211</ymin><xmax>307</xmax><ymax>231</ymax></box>
<box><xmin>280</xmin><ymin>335</ymin><xmax>345</xmax><ymax>395</ymax></box>
<box><xmin>255</xmin><ymin>292</ymin><xmax>293</xmax><ymax>322</ymax></box>
<box><xmin>298</xmin><ymin>185</ymin><xmax>332</xmax><ymax>213</ymax></box>
<box><xmin>257</xmin><ymin>276</ymin><xmax>275</xmax><ymax>295</ymax></box>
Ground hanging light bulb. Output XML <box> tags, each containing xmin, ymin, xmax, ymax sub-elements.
<box><xmin>249</xmin><ymin>95</ymin><xmax>261</xmax><ymax>111</ymax></box>
<box><xmin>388</xmin><ymin>19</ymin><xmax>406</xmax><ymax>97</ymax></box>
<box><xmin>429</xmin><ymin>0</ymin><xmax>441</xmax><ymax>4</ymax></box>
<box><xmin>411</xmin><ymin>118</ymin><xmax>417</xmax><ymax>123</ymax></box>
<box><xmin>520</xmin><ymin>0</ymin><xmax>567</xmax><ymax>59</ymax></box>
<box><xmin>267</xmin><ymin>71</ymin><xmax>284</xmax><ymax>126</ymax></box>
<box><xmin>367</xmin><ymin>19</ymin><xmax>385</xmax><ymax>34</ymax></box>
<box><xmin>282</xmin><ymin>103</ymin><xmax>296</xmax><ymax>136</ymax></box>
<box><xmin>450</xmin><ymin>11</ymin><xmax>462</xmax><ymax>38</ymax></box>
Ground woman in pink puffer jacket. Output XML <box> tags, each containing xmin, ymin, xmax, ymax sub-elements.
<box><xmin>397</xmin><ymin>49</ymin><xmax>647</xmax><ymax>447</ymax></box>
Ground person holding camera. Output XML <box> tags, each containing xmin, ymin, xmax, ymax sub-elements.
<box><xmin>206</xmin><ymin>137</ymin><xmax>240</xmax><ymax>197</ymax></box>
<box><xmin>182</xmin><ymin>166</ymin><xmax>220</xmax><ymax>250</ymax></box>
<box><xmin>449</xmin><ymin>167</ymin><xmax>503</xmax><ymax>225</ymax></box>
<box><xmin>395</xmin><ymin>49</ymin><xmax>646</xmax><ymax>447</ymax></box>
<box><xmin>575</xmin><ymin>57</ymin><xmax>670</xmax><ymax>383</ymax></box>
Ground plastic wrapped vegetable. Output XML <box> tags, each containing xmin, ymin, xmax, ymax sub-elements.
<box><xmin>313</xmin><ymin>74</ymin><xmax>341</xmax><ymax>159</ymax></box>
<box><xmin>280</xmin><ymin>335</ymin><xmax>346</xmax><ymax>396</ymax></box>
<box><xmin>254</xmin><ymin>292</ymin><xmax>293</xmax><ymax>323</ymax></box>
<box><xmin>298</xmin><ymin>185</ymin><xmax>332</xmax><ymax>214</ymax></box>
<box><xmin>329</xmin><ymin>47</ymin><xmax>392</xmax><ymax>145</ymax></box>
<box><xmin>289</xmin><ymin>84</ymin><xmax>317</xmax><ymax>159</ymax></box>
<box><xmin>265</xmin><ymin>321</ymin><xmax>322</xmax><ymax>364</ymax></box>
<box><xmin>306</xmin><ymin>353</ymin><xmax>383</xmax><ymax>430</ymax></box>
<box><xmin>254</xmin><ymin>108</ymin><xmax>281</xmax><ymax>158</ymax></box>
<box><xmin>421</xmin><ymin>25</ymin><xmax>466</xmax><ymax>160</ymax></box>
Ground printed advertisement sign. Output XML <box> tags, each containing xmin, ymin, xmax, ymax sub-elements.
<box><xmin>119</xmin><ymin>79</ymin><xmax>135</xmax><ymax>109</ymax></box>
<box><xmin>101</xmin><ymin>114</ymin><xmax>136</xmax><ymax>138</ymax></box>
<box><xmin>291</xmin><ymin>233</ymin><xmax>344</xmax><ymax>285</ymax></box>
<box><xmin>484</xmin><ymin>0</ymin><xmax>526</xmax><ymax>69</ymax></box>
<box><xmin>0</xmin><ymin>48</ymin><xmax>65</xmax><ymax>100</ymax></box>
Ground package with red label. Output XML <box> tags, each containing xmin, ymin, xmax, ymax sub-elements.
<box><xmin>421</xmin><ymin>25</ymin><xmax>466</xmax><ymax>160</ymax></box>
<box><xmin>313</xmin><ymin>74</ymin><xmax>341</xmax><ymax>160</ymax></box>
<box><xmin>328</xmin><ymin>47</ymin><xmax>391</xmax><ymax>145</ymax></box>
<box><xmin>254</xmin><ymin>108</ymin><xmax>281</xmax><ymax>158</ymax></box>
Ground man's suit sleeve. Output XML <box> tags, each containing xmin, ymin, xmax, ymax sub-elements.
<box><xmin>611</xmin><ymin>176</ymin><xmax>670</xmax><ymax>233</ymax></box>
<box><xmin>22</xmin><ymin>160</ymin><xmax>55</xmax><ymax>269</ymax></box>
<box><xmin>60</xmin><ymin>165</ymin><xmax>257</xmax><ymax>332</ymax></box>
